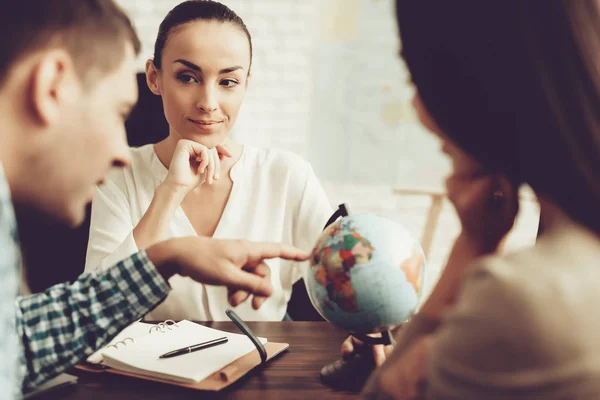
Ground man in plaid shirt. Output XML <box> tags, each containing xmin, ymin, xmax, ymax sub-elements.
<box><xmin>0</xmin><ymin>1</ymin><xmax>309</xmax><ymax>398</ymax></box>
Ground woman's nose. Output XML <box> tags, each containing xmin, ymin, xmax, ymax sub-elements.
<box><xmin>196</xmin><ymin>85</ymin><xmax>218</xmax><ymax>112</ymax></box>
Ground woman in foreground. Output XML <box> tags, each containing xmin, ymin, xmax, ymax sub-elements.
<box><xmin>363</xmin><ymin>1</ymin><xmax>600</xmax><ymax>398</ymax></box>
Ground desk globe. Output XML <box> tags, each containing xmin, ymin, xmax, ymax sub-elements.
<box><xmin>305</xmin><ymin>204</ymin><xmax>425</xmax><ymax>391</ymax></box>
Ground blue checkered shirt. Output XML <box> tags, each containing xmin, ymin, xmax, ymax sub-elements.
<box><xmin>0</xmin><ymin>165</ymin><xmax>170</xmax><ymax>398</ymax></box>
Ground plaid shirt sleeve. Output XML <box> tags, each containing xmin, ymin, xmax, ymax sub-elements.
<box><xmin>16</xmin><ymin>250</ymin><xmax>170</xmax><ymax>392</ymax></box>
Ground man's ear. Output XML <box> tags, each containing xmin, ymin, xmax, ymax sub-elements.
<box><xmin>30</xmin><ymin>49</ymin><xmax>78</xmax><ymax>126</ymax></box>
<box><xmin>145</xmin><ymin>59</ymin><xmax>162</xmax><ymax>96</ymax></box>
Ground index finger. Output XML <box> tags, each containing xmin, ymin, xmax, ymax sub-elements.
<box><xmin>246</xmin><ymin>242</ymin><xmax>310</xmax><ymax>263</ymax></box>
<box><xmin>373</xmin><ymin>344</ymin><xmax>387</xmax><ymax>367</ymax></box>
<box><xmin>197</xmin><ymin>147</ymin><xmax>209</xmax><ymax>174</ymax></box>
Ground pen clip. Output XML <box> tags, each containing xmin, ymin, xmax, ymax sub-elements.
<box><xmin>226</xmin><ymin>309</ymin><xmax>267</xmax><ymax>364</ymax></box>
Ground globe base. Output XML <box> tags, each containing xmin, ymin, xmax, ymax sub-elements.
<box><xmin>320</xmin><ymin>330</ymin><xmax>393</xmax><ymax>393</ymax></box>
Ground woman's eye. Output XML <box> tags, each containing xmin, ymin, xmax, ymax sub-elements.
<box><xmin>177</xmin><ymin>74</ymin><xmax>198</xmax><ymax>84</ymax></box>
<box><xmin>221</xmin><ymin>79</ymin><xmax>239</xmax><ymax>88</ymax></box>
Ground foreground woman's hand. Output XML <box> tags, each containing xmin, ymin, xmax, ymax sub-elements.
<box><xmin>361</xmin><ymin>336</ymin><xmax>431</xmax><ymax>400</ymax></box>
<box><xmin>341</xmin><ymin>335</ymin><xmax>394</xmax><ymax>367</ymax></box>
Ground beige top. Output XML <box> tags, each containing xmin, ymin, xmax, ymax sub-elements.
<box><xmin>427</xmin><ymin>220</ymin><xmax>600</xmax><ymax>399</ymax></box>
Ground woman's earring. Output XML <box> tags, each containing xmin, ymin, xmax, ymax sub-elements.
<box><xmin>492</xmin><ymin>190</ymin><xmax>505</xmax><ymax>208</ymax></box>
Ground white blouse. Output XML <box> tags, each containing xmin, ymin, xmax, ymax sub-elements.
<box><xmin>84</xmin><ymin>144</ymin><xmax>333</xmax><ymax>321</ymax></box>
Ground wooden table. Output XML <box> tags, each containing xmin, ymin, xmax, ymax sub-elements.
<box><xmin>48</xmin><ymin>322</ymin><xmax>360</xmax><ymax>400</ymax></box>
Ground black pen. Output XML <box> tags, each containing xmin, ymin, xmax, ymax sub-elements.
<box><xmin>159</xmin><ymin>336</ymin><xmax>228</xmax><ymax>359</ymax></box>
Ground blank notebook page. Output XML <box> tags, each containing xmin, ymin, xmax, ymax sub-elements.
<box><xmin>87</xmin><ymin>321</ymin><xmax>154</xmax><ymax>364</ymax></box>
<box><xmin>101</xmin><ymin>320</ymin><xmax>267</xmax><ymax>383</ymax></box>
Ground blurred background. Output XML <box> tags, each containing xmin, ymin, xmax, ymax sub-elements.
<box><xmin>20</xmin><ymin>0</ymin><xmax>539</xmax><ymax>300</ymax></box>
<box><xmin>113</xmin><ymin>0</ymin><xmax>540</xmax><ymax>298</ymax></box>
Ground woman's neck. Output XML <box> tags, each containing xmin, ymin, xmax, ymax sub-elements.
<box><xmin>537</xmin><ymin>195</ymin><xmax>600</xmax><ymax>253</ymax></box>
<box><xmin>538</xmin><ymin>196</ymin><xmax>569</xmax><ymax>234</ymax></box>
<box><xmin>538</xmin><ymin>195</ymin><xmax>600</xmax><ymax>239</ymax></box>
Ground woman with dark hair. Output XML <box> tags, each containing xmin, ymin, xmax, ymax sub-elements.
<box><xmin>362</xmin><ymin>0</ymin><xmax>600</xmax><ymax>398</ymax></box>
<box><xmin>84</xmin><ymin>0</ymin><xmax>332</xmax><ymax>322</ymax></box>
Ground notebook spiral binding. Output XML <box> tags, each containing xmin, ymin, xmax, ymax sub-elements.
<box><xmin>149</xmin><ymin>319</ymin><xmax>180</xmax><ymax>334</ymax></box>
<box><xmin>106</xmin><ymin>320</ymin><xmax>180</xmax><ymax>350</ymax></box>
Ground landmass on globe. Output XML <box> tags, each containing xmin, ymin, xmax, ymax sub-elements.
<box><xmin>311</xmin><ymin>219</ymin><xmax>425</xmax><ymax>313</ymax></box>
<box><xmin>399</xmin><ymin>248</ymin><xmax>424</xmax><ymax>294</ymax></box>
<box><xmin>311</xmin><ymin>220</ymin><xmax>375</xmax><ymax>313</ymax></box>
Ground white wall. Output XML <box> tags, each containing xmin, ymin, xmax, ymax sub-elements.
<box><xmin>310</xmin><ymin>0</ymin><xmax>451</xmax><ymax>191</ymax></box>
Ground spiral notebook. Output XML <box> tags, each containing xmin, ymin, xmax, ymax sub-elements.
<box><xmin>78</xmin><ymin>318</ymin><xmax>288</xmax><ymax>391</ymax></box>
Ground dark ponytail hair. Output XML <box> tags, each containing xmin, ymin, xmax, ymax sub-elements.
<box><xmin>153</xmin><ymin>0</ymin><xmax>252</xmax><ymax>71</ymax></box>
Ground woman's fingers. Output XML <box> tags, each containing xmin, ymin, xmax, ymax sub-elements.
<box><xmin>340</xmin><ymin>336</ymin><xmax>390</xmax><ymax>366</ymax></box>
<box><xmin>341</xmin><ymin>335</ymin><xmax>360</xmax><ymax>358</ymax></box>
<box><xmin>198</xmin><ymin>146</ymin><xmax>209</xmax><ymax>174</ymax></box>
<box><xmin>180</xmin><ymin>140</ymin><xmax>227</xmax><ymax>186</ymax></box>
<box><xmin>213</xmin><ymin>148</ymin><xmax>221</xmax><ymax>181</ymax></box>
<box><xmin>206</xmin><ymin>150</ymin><xmax>215</xmax><ymax>185</ymax></box>
<box><xmin>372</xmin><ymin>344</ymin><xmax>389</xmax><ymax>367</ymax></box>
<box><xmin>184</xmin><ymin>140</ymin><xmax>210</xmax><ymax>174</ymax></box>
<box><xmin>379</xmin><ymin>337</ymin><xmax>430</xmax><ymax>399</ymax></box>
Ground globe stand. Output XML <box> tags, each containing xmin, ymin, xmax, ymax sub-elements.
<box><xmin>324</xmin><ymin>203</ymin><xmax>351</xmax><ymax>230</ymax></box>
<box><xmin>320</xmin><ymin>330</ymin><xmax>393</xmax><ymax>393</ymax></box>
<box><xmin>319</xmin><ymin>203</ymin><xmax>393</xmax><ymax>392</ymax></box>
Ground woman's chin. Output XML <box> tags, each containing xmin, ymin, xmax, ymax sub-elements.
<box><xmin>181</xmin><ymin>131</ymin><xmax>227</xmax><ymax>148</ymax></box>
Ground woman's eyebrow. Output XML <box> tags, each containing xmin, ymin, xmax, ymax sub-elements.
<box><xmin>173</xmin><ymin>59</ymin><xmax>244</xmax><ymax>74</ymax></box>
<box><xmin>174</xmin><ymin>58</ymin><xmax>201</xmax><ymax>71</ymax></box>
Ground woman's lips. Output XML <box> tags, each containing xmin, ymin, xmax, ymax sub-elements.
<box><xmin>189</xmin><ymin>119</ymin><xmax>222</xmax><ymax>132</ymax></box>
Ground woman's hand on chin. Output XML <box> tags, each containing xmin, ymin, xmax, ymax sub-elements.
<box><xmin>164</xmin><ymin>139</ymin><xmax>231</xmax><ymax>192</ymax></box>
